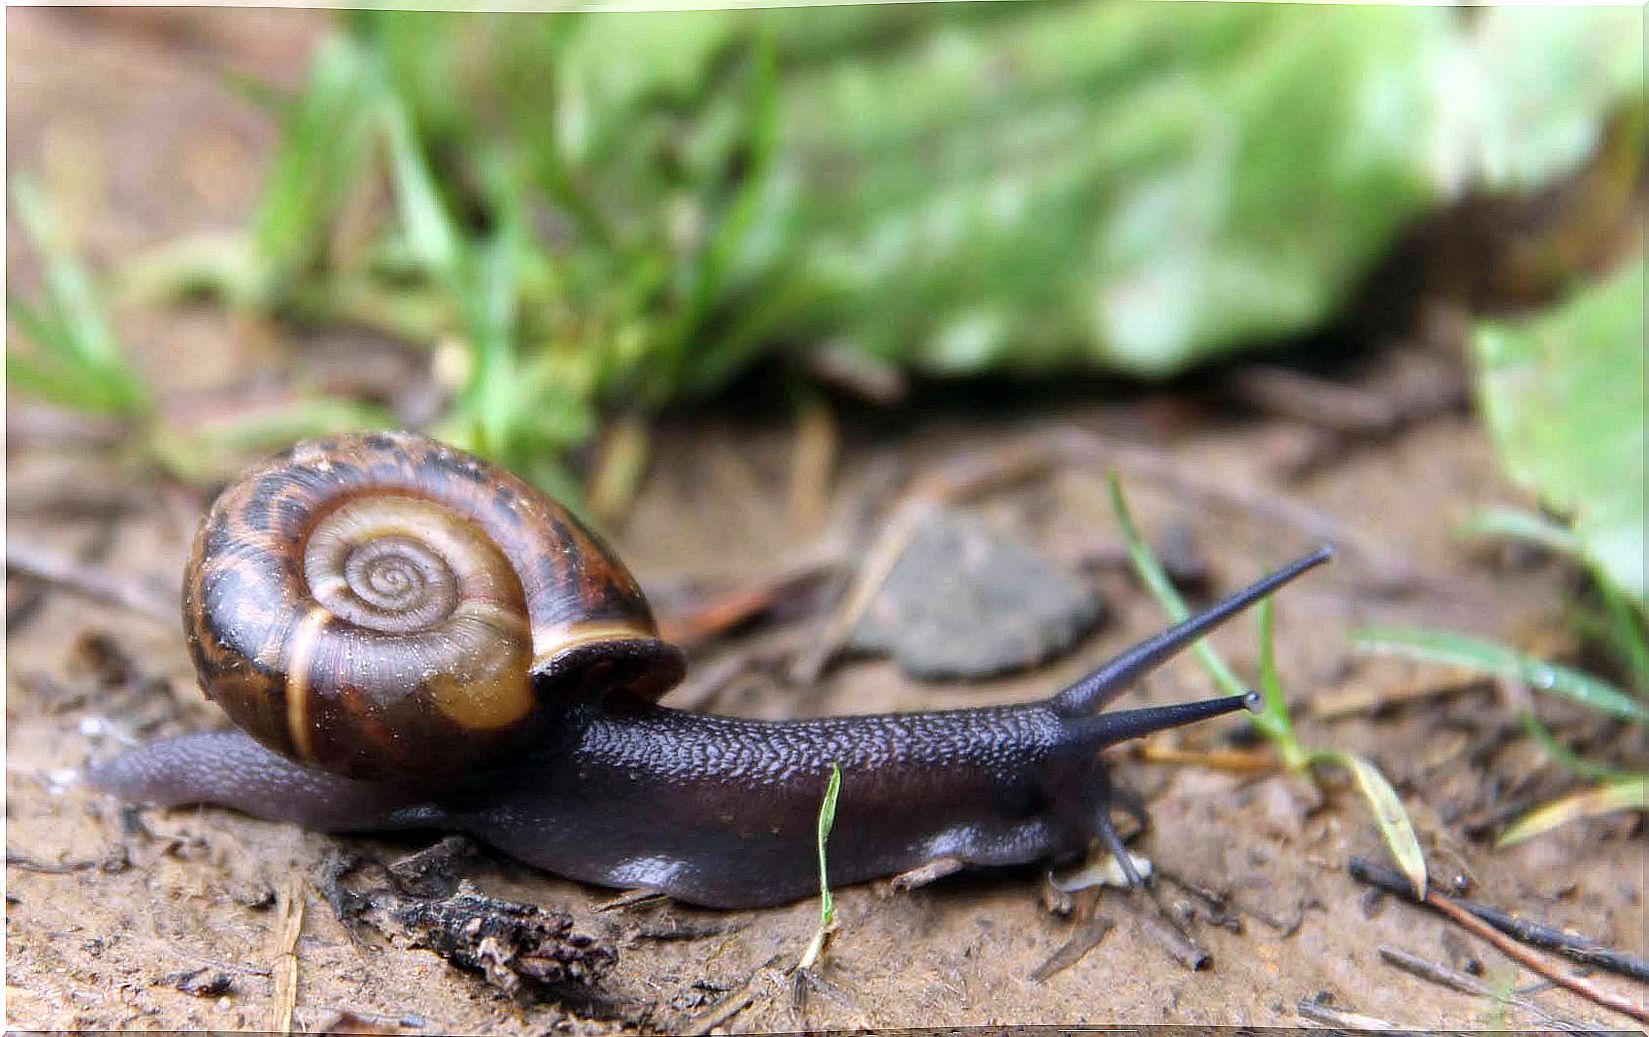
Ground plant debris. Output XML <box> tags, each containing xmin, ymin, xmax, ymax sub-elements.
<box><xmin>161</xmin><ymin>967</ymin><xmax>235</xmax><ymax>997</ymax></box>
<box><xmin>386</xmin><ymin>887</ymin><xmax>616</xmax><ymax>997</ymax></box>
<box><xmin>320</xmin><ymin>849</ymin><xmax>617</xmax><ymax>1000</ymax></box>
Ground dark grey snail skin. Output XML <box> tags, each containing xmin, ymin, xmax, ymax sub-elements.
<box><xmin>92</xmin><ymin>548</ymin><xmax>1331</xmax><ymax>909</ymax></box>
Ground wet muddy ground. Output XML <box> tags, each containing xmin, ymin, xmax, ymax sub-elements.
<box><xmin>6</xmin><ymin>9</ymin><xmax>1644</xmax><ymax>1033</ymax></box>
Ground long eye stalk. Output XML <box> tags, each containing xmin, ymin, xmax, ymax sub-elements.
<box><xmin>1049</xmin><ymin>545</ymin><xmax>1333</xmax><ymax>717</ymax></box>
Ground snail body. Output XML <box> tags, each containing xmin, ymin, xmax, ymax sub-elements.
<box><xmin>93</xmin><ymin>432</ymin><xmax>1331</xmax><ymax>909</ymax></box>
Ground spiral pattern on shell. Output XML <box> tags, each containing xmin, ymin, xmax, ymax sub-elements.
<box><xmin>183</xmin><ymin>431</ymin><xmax>685</xmax><ymax>779</ymax></box>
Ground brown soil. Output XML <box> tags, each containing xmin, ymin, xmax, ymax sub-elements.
<box><xmin>6</xmin><ymin>10</ymin><xmax>1644</xmax><ymax>1033</ymax></box>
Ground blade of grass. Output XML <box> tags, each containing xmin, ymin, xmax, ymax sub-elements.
<box><xmin>1459</xmin><ymin>506</ymin><xmax>1649</xmax><ymax>692</ymax></box>
<box><xmin>11</xmin><ymin>177</ymin><xmax>122</xmax><ymax>373</ymax></box>
<box><xmin>1257</xmin><ymin>598</ymin><xmax>1304</xmax><ymax>767</ymax></box>
<box><xmin>251</xmin><ymin>33</ymin><xmax>378</xmax><ymax>295</ymax></box>
<box><xmin>1306</xmin><ymin>748</ymin><xmax>1427</xmax><ymax>897</ymax></box>
<box><xmin>1457</xmin><ymin>506</ymin><xmax>1583</xmax><ymax>557</ymax></box>
<box><xmin>381</xmin><ymin>91</ymin><xmax>462</xmax><ymax>286</ymax></box>
<box><xmin>1352</xmin><ymin>626</ymin><xmax>1649</xmax><ymax>724</ymax></box>
<box><xmin>9</xmin><ymin>179</ymin><xmax>149</xmax><ymax>419</ymax></box>
<box><xmin>1518</xmin><ymin>712</ymin><xmax>1642</xmax><ymax>783</ymax></box>
<box><xmin>1105</xmin><ymin>473</ymin><xmax>1289</xmax><ymax>743</ymax></box>
<box><xmin>797</xmin><ymin>763</ymin><xmax>842</xmax><ymax>972</ymax></box>
<box><xmin>1105</xmin><ymin>476</ymin><xmax>1244</xmax><ymax>694</ymax></box>
<box><xmin>1107</xmin><ymin>474</ymin><xmax>1425</xmax><ymax>896</ymax></box>
<box><xmin>1496</xmin><ymin>775</ymin><xmax>1648</xmax><ymax>848</ymax></box>
<box><xmin>1590</xmin><ymin>572</ymin><xmax>1649</xmax><ymax>696</ymax></box>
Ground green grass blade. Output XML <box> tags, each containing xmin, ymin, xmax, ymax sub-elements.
<box><xmin>1496</xmin><ymin>775</ymin><xmax>1648</xmax><ymax>848</ymax></box>
<box><xmin>1352</xmin><ymin>626</ymin><xmax>1649</xmax><ymax>724</ymax></box>
<box><xmin>1308</xmin><ymin>748</ymin><xmax>1428</xmax><ymax>898</ymax></box>
<box><xmin>1256</xmin><ymin>598</ymin><xmax>1304</xmax><ymax>767</ymax></box>
<box><xmin>1591</xmin><ymin>570</ymin><xmax>1649</xmax><ymax>695</ymax></box>
<box><xmin>797</xmin><ymin>763</ymin><xmax>842</xmax><ymax>971</ymax></box>
<box><xmin>1105</xmin><ymin>474</ymin><xmax>1294</xmax><ymax>745</ymax></box>
<box><xmin>250</xmin><ymin>33</ymin><xmax>377</xmax><ymax>292</ymax></box>
<box><xmin>5</xmin><ymin>352</ymin><xmax>132</xmax><ymax>416</ymax></box>
<box><xmin>815</xmin><ymin>763</ymin><xmax>841</xmax><ymax>928</ymax></box>
<box><xmin>11</xmin><ymin>178</ymin><xmax>121</xmax><ymax>373</ymax></box>
<box><xmin>9</xmin><ymin>181</ymin><xmax>149</xmax><ymax>418</ymax></box>
<box><xmin>382</xmin><ymin>91</ymin><xmax>462</xmax><ymax>286</ymax></box>
<box><xmin>1517</xmin><ymin>712</ymin><xmax>1640</xmax><ymax>783</ymax></box>
<box><xmin>1457</xmin><ymin>506</ymin><xmax>1584</xmax><ymax>557</ymax></box>
<box><xmin>1105</xmin><ymin>475</ymin><xmax>1245</xmax><ymax>696</ymax></box>
<box><xmin>1458</xmin><ymin>506</ymin><xmax>1649</xmax><ymax>690</ymax></box>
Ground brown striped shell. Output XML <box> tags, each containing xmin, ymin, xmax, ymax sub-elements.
<box><xmin>183</xmin><ymin>431</ymin><xmax>685</xmax><ymax>779</ymax></box>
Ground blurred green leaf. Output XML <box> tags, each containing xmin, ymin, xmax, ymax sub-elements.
<box><xmin>1475</xmin><ymin>257</ymin><xmax>1646</xmax><ymax>606</ymax></box>
<box><xmin>250</xmin><ymin>33</ymin><xmax>380</xmax><ymax>299</ymax></box>
<box><xmin>109</xmin><ymin>5</ymin><xmax>1647</xmax><ymax>484</ymax></box>
<box><xmin>1465</xmin><ymin>7</ymin><xmax>1644</xmax><ymax>190</ymax></box>
<box><xmin>1353</xmin><ymin>625</ymin><xmax>1649</xmax><ymax>724</ymax></box>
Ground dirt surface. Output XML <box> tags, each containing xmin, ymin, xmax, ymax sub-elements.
<box><xmin>6</xmin><ymin>9</ymin><xmax>1645</xmax><ymax>1033</ymax></box>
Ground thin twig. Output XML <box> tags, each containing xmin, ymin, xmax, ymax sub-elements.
<box><xmin>1378</xmin><ymin>945</ymin><xmax>1596</xmax><ymax>1032</ymax></box>
<box><xmin>271</xmin><ymin>878</ymin><xmax>305</xmax><ymax>1036</ymax></box>
<box><xmin>1029</xmin><ymin>892</ymin><xmax>1115</xmax><ymax>983</ymax></box>
<box><xmin>787</xmin><ymin>393</ymin><xmax>838</xmax><ymax>533</ymax></box>
<box><xmin>1350</xmin><ymin>858</ymin><xmax>1647</xmax><ymax>1023</ymax></box>
<box><xmin>6</xmin><ymin>543</ymin><xmax>177</xmax><ymax>624</ymax></box>
<box><xmin>1426</xmin><ymin>894</ymin><xmax>1647</xmax><ymax>1024</ymax></box>
<box><xmin>656</xmin><ymin>559</ymin><xmax>835</xmax><ymax>649</ymax></box>
<box><xmin>6</xmin><ymin>846</ymin><xmax>131</xmax><ymax>874</ymax></box>
<box><xmin>1116</xmin><ymin>890</ymin><xmax>1209</xmax><ymax>971</ymax></box>
<box><xmin>682</xmin><ymin>954</ymin><xmax>786</xmax><ymax>1036</ymax></box>
<box><xmin>1351</xmin><ymin>857</ymin><xmax>1649</xmax><ymax>983</ymax></box>
<box><xmin>1134</xmin><ymin>743</ymin><xmax>1280</xmax><ymax>773</ymax></box>
<box><xmin>1296</xmin><ymin>997</ymin><xmax>1400</xmax><ymax>1030</ymax></box>
<box><xmin>1231</xmin><ymin>364</ymin><xmax>1405</xmax><ymax>435</ymax></box>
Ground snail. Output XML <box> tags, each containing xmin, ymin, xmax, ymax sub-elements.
<box><xmin>91</xmin><ymin>431</ymin><xmax>1332</xmax><ymax>909</ymax></box>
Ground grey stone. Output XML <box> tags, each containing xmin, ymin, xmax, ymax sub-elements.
<box><xmin>850</xmin><ymin>507</ymin><xmax>1104</xmax><ymax>680</ymax></box>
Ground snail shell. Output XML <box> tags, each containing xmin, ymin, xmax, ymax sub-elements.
<box><xmin>183</xmin><ymin>431</ymin><xmax>685</xmax><ymax>779</ymax></box>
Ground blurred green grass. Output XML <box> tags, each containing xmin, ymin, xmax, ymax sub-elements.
<box><xmin>10</xmin><ymin>4</ymin><xmax>1643</xmax><ymax>496</ymax></box>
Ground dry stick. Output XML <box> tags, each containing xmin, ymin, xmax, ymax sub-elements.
<box><xmin>1295</xmin><ymin>998</ymin><xmax>1401</xmax><ymax>1030</ymax></box>
<box><xmin>1378</xmin><ymin>945</ymin><xmax>1595</xmax><ymax>1032</ymax></box>
<box><xmin>5</xmin><ymin>847</ymin><xmax>129</xmax><ymax>874</ymax></box>
<box><xmin>1350</xmin><ymin>860</ymin><xmax>1648</xmax><ymax>1024</ymax></box>
<box><xmin>1115</xmin><ymin>889</ymin><xmax>1209</xmax><ymax>972</ymax></box>
<box><xmin>786</xmin><ymin>394</ymin><xmax>839</xmax><ymax>533</ymax></box>
<box><xmin>683</xmin><ymin>954</ymin><xmax>786</xmax><ymax>1036</ymax></box>
<box><xmin>270</xmin><ymin>879</ymin><xmax>306</xmax><ymax>1036</ymax></box>
<box><xmin>6</xmin><ymin>543</ymin><xmax>177</xmax><ymax>625</ymax></box>
<box><xmin>1134</xmin><ymin>743</ymin><xmax>1279</xmax><ymax>773</ymax></box>
<box><xmin>656</xmin><ymin>559</ymin><xmax>836</xmax><ymax>650</ymax></box>
<box><xmin>1351</xmin><ymin>858</ymin><xmax>1649</xmax><ymax>983</ymax></box>
<box><xmin>1426</xmin><ymin>894</ymin><xmax>1648</xmax><ymax>1024</ymax></box>
<box><xmin>1030</xmin><ymin>899</ymin><xmax>1116</xmax><ymax>983</ymax></box>
<box><xmin>1231</xmin><ymin>364</ymin><xmax>1406</xmax><ymax>435</ymax></box>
